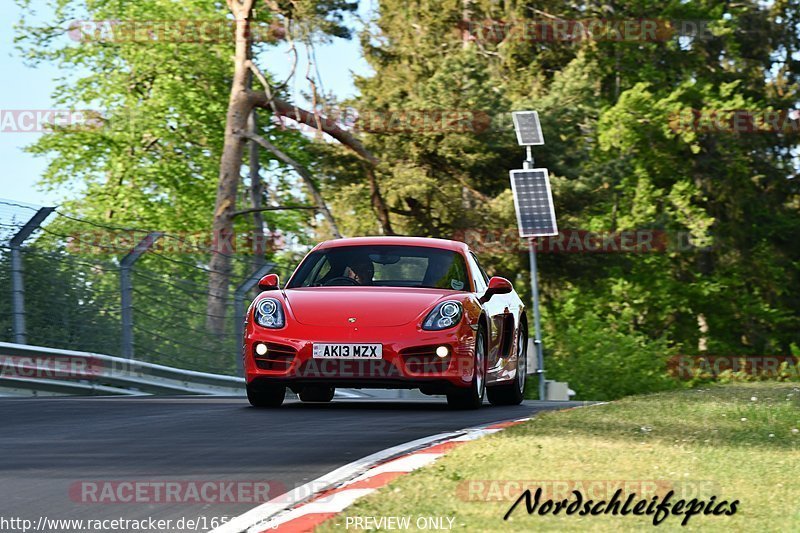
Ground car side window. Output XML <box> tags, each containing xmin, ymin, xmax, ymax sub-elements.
<box><xmin>466</xmin><ymin>252</ymin><xmax>487</xmax><ymax>293</ymax></box>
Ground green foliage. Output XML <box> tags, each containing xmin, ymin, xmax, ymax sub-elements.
<box><xmin>14</xmin><ymin>0</ymin><xmax>353</xmax><ymax>236</ymax></box>
<box><xmin>15</xmin><ymin>0</ymin><xmax>232</xmax><ymax>230</ymax></box>
<box><xmin>270</xmin><ymin>0</ymin><xmax>358</xmax><ymax>40</ymax></box>
<box><xmin>545</xmin><ymin>308</ymin><xmax>679</xmax><ymax>401</ymax></box>
<box><xmin>344</xmin><ymin>0</ymin><xmax>800</xmax><ymax>399</ymax></box>
<box><xmin>0</xmin><ymin>247</ymin><xmax>120</xmax><ymax>355</ymax></box>
<box><xmin>319</xmin><ymin>383</ymin><xmax>800</xmax><ymax>533</ymax></box>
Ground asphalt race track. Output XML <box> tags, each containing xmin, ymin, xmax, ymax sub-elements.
<box><xmin>0</xmin><ymin>395</ymin><xmax>583</xmax><ymax>530</ymax></box>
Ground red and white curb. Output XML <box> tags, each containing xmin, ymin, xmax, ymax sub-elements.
<box><xmin>211</xmin><ymin>417</ymin><xmax>531</xmax><ymax>533</ymax></box>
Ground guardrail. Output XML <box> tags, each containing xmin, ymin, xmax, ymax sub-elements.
<box><xmin>0</xmin><ymin>342</ymin><xmax>244</xmax><ymax>397</ymax></box>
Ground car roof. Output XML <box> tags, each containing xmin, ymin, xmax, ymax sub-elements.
<box><xmin>313</xmin><ymin>236</ymin><xmax>469</xmax><ymax>254</ymax></box>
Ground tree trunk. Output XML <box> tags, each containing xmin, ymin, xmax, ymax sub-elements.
<box><xmin>206</xmin><ymin>0</ymin><xmax>255</xmax><ymax>334</ymax></box>
<box><xmin>208</xmin><ymin>1</ymin><xmax>395</xmax><ymax>331</ymax></box>
<box><xmin>248</xmin><ymin>110</ymin><xmax>267</xmax><ymax>275</ymax></box>
<box><xmin>461</xmin><ymin>0</ymin><xmax>472</xmax><ymax>48</ymax></box>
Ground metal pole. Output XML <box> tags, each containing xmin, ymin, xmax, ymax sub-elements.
<box><xmin>234</xmin><ymin>262</ymin><xmax>275</xmax><ymax>376</ymax></box>
<box><xmin>120</xmin><ymin>264</ymin><xmax>133</xmax><ymax>359</ymax></box>
<box><xmin>9</xmin><ymin>207</ymin><xmax>55</xmax><ymax>344</ymax></box>
<box><xmin>120</xmin><ymin>232</ymin><xmax>163</xmax><ymax>359</ymax></box>
<box><xmin>10</xmin><ymin>245</ymin><xmax>24</xmax><ymax>344</ymax></box>
<box><xmin>529</xmin><ymin>238</ymin><xmax>546</xmax><ymax>400</ymax></box>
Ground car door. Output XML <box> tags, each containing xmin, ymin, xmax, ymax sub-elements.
<box><xmin>467</xmin><ymin>251</ymin><xmax>506</xmax><ymax>383</ymax></box>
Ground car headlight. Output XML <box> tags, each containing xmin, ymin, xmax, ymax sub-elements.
<box><xmin>422</xmin><ymin>301</ymin><xmax>463</xmax><ymax>331</ymax></box>
<box><xmin>254</xmin><ymin>298</ymin><xmax>285</xmax><ymax>329</ymax></box>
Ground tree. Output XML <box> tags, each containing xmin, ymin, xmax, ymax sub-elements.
<box><xmin>206</xmin><ymin>0</ymin><xmax>400</xmax><ymax>332</ymax></box>
<box><xmin>15</xmin><ymin>0</ymin><xmax>374</xmax><ymax>334</ymax></box>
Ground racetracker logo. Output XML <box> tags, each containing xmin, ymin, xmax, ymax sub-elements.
<box><xmin>669</xmin><ymin>109</ymin><xmax>800</xmax><ymax>134</ymax></box>
<box><xmin>458</xmin><ymin>19</ymin><xmax>713</xmax><ymax>43</ymax></box>
<box><xmin>69</xmin><ymin>480</ymin><xmax>286</xmax><ymax>504</ymax></box>
<box><xmin>280</xmin><ymin>354</ymin><xmax>475</xmax><ymax>381</ymax></box>
<box><xmin>355</xmin><ymin>110</ymin><xmax>492</xmax><ymax>134</ymax></box>
<box><xmin>0</xmin><ymin>110</ymin><xmax>101</xmax><ymax>133</ymax></box>
<box><xmin>453</xmin><ymin>229</ymin><xmax>710</xmax><ymax>254</ymax></box>
<box><xmin>668</xmin><ymin>355</ymin><xmax>800</xmax><ymax>379</ymax></box>
<box><xmin>0</xmin><ymin>355</ymin><xmax>103</xmax><ymax>380</ymax></box>
<box><xmin>67</xmin><ymin>19</ymin><xmax>286</xmax><ymax>43</ymax></box>
<box><xmin>274</xmin><ymin>106</ymin><xmax>493</xmax><ymax>135</ymax></box>
<box><xmin>457</xmin><ymin>479</ymin><xmax>717</xmax><ymax>502</ymax></box>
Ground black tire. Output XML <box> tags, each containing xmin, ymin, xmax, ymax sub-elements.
<box><xmin>246</xmin><ymin>382</ymin><xmax>286</xmax><ymax>408</ymax></box>
<box><xmin>299</xmin><ymin>385</ymin><xmax>335</xmax><ymax>403</ymax></box>
<box><xmin>487</xmin><ymin>325</ymin><xmax>526</xmax><ymax>406</ymax></box>
<box><xmin>447</xmin><ymin>327</ymin><xmax>487</xmax><ymax>410</ymax></box>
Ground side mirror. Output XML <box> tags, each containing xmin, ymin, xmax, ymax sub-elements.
<box><xmin>481</xmin><ymin>276</ymin><xmax>513</xmax><ymax>302</ymax></box>
<box><xmin>258</xmin><ymin>273</ymin><xmax>280</xmax><ymax>291</ymax></box>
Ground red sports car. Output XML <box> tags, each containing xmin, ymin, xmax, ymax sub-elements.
<box><xmin>243</xmin><ymin>236</ymin><xmax>528</xmax><ymax>409</ymax></box>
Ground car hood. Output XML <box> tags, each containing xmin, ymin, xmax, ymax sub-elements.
<box><xmin>283</xmin><ymin>287</ymin><xmax>457</xmax><ymax>327</ymax></box>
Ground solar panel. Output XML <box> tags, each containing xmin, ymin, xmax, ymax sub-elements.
<box><xmin>510</xmin><ymin>168</ymin><xmax>558</xmax><ymax>237</ymax></box>
<box><xmin>512</xmin><ymin>111</ymin><xmax>544</xmax><ymax>146</ymax></box>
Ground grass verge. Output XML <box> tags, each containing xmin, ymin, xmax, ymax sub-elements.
<box><xmin>317</xmin><ymin>383</ymin><xmax>800</xmax><ymax>532</ymax></box>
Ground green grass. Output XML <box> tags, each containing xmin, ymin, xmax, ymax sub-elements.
<box><xmin>317</xmin><ymin>383</ymin><xmax>800</xmax><ymax>532</ymax></box>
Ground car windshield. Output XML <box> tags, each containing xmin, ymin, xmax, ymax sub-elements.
<box><xmin>287</xmin><ymin>245</ymin><xmax>470</xmax><ymax>290</ymax></box>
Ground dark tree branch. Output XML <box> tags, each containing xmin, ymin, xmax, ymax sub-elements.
<box><xmin>250</xmin><ymin>92</ymin><xmax>395</xmax><ymax>234</ymax></box>
<box><xmin>250</xmin><ymin>92</ymin><xmax>380</xmax><ymax>166</ymax></box>
<box><xmin>232</xmin><ymin>205</ymin><xmax>319</xmax><ymax>217</ymax></box>
<box><xmin>242</xmin><ymin>131</ymin><xmax>342</xmax><ymax>238</ymax></box>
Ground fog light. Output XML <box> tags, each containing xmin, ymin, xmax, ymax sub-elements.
<box><xmin>435</xmin><ymin>345</ymin><xmax>449</xmax><ymax>358</ymax></box>
<box><xmin>255</xmin><ymin>343</ymin><xmax>268</xmax><ymax>356</ymax></box>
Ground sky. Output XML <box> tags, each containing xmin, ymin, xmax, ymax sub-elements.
<box><xmin>0</xmin><ymin>1</ymin><xmax>374</xmax><ymax>208</ymax></box>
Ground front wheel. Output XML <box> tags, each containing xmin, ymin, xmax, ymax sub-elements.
<box><xmin>447</xmin><ymin>327</ymin><xmax>486</xmax><ymax>410</ymax></box>
<box><xmin>247</xmin><ymin>382</ymin><xmax>286</xmax><ymax>408</ymax></box>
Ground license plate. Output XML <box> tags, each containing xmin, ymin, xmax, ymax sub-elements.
<box><xmin>312</xmin><ymin>343</ymin><xmax>383</xmax><ymax>360</ymax></box>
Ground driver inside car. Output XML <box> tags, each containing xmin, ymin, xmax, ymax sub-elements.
<box><xmin>345</xmin><ymin>258</ymin><xmax>375</xmax><ymax>285</ymax></box>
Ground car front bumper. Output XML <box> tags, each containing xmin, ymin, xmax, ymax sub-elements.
<box><xmin>243</xmin><ymin>320</ymin><xmax>478</xmax><ymax>391</ymax></box>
